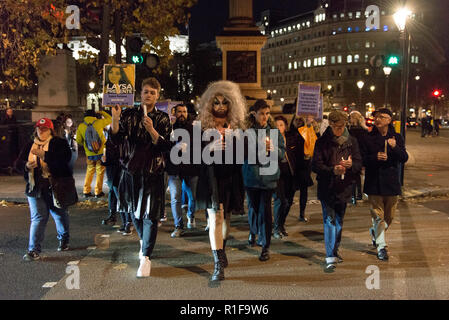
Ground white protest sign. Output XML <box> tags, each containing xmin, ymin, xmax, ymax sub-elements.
<box><xmin>296</xmin><ymin>82</ymin><xmax>321</xmax><ymax>117</ymax></box>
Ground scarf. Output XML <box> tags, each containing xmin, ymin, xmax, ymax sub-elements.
<box><xmin>28</xmin><ymin>136</ymin><xmax>52</xmax><ymax>191</ymax></box>
<box><xmin>333</xmin><ymin>127</ymin><xmax>349</xmax><ymax>146</ymax></box>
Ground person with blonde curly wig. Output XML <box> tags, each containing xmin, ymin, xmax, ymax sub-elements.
<box><xmin>196</xmin><ymin>80</ymin><xmax>247</xmax><ymax>281</ymax></box>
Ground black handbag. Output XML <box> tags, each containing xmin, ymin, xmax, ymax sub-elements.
<box><xmin>50</xmin><ymin>175</ymin><xmax>78</xmax><ymax>209</ymax></box>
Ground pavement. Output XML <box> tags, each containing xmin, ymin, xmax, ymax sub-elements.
<box><xmin>1</xmin><ymin>128</ymin><xmax>449</xmax><ymax>301</ymax></box>
<box><xmin>1</xmin><ymin>129</ymin><xmax>448</xmax><ymax>204</ymax></box>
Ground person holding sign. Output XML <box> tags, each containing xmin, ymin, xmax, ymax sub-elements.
<box><xmin>312</xmin><ymin>111</ymin><xmax>362</xmax><ymax>273</ymax></box>
<box><xmin>359</xmin><ymin>108</ymin><xmax>408</xmax><ymax>262</ymax></box>
<box><xmin>110</xmin><ymin>77</ymin><xmax>172</xmax><ymax>278</ymax></box>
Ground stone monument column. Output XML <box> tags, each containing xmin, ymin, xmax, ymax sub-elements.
<box><xmin>33</xmin><ymin>49</ymin><xmax>83</xmax><ymax>122</ymax></box>
<box><xmin>216</xmin><ymin>0</ymin><xmax>271</xmax><ymax>107</ymax></box>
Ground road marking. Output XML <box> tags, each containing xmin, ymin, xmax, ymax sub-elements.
<box><xmin>42</xmin><ymin>282</ymin><xmax>58</xmax><ymax>288</ymax></box>
<box><xmin>101</xmin><ymin>235</ymin><xmax>110</xmax><ymax>238</ymax></box>
<box><xmin>431</xmin><ymin>210</ymin><xmax>440</xmax><ymax>213</ymax></box>
<box><xmin>67</xmin><ymin>260</ymin><xmax>80</xmax><ymax>265</ymax></box>
<box><xmin>87</xmin><ymin>246</ymin><xmax>97</xmax><ymax>250</ymax></box>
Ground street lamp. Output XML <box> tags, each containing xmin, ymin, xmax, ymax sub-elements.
<box><xmin>383</xmin><ymin>66</ymin><xmax>392</xmax><ymax>108</ymax></box>
<box><xmin>415</xmin><ymin>75</ymin><xmax>420</xmax><ymax>108</ymax></box>
<box><xmin>370</xmin><ymin>85</ymin><xmax>376</xmax><ymax>92</ymax></box>
<box><xmin>357</xmin><ymin>80</ymin><xmax>364</xmax><ymax>113</ymax></box>
<box><xmin>394</xmin><ymin>6</ymin><xmax>412</xmax><ymax>186</ymax></box>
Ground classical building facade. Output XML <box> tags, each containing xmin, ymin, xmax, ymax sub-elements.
<box><xmin>259</xmin><ymin>0</ymin><xmax>441</xmax><ymax>114</ymax></box>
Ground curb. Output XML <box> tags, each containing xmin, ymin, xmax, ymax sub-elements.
<box><xmin>401</xmin><ymin>188</ymin><xmax>449</xmax><ymax>200</ymax></box>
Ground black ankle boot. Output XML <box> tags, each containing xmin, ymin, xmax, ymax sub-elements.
<box><xmin>221</xmin><ymin>240</ymin><xmax>228</xmax><ymax>268</ymax></box>
<box><xmin>211</xmin><ymin>250</ymin><xmax>224</xmax><ymax>281</ymax></box>
<box><xmin>58</xmin><ymin>240</ymin><xmax>69</xmax><ymax>251</ymax></box>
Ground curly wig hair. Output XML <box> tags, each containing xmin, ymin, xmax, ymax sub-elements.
<box><xmin>198</xmin><ymin>80</ymin><xmax>247</xmax><ymax>130</ymax></box>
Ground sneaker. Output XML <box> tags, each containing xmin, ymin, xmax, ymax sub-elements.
<box><xmin>377</xmin><ymin>248</ymin><xmax>389</xmax><ymax>261</ymax></box>
<box><xmin>170</xmin><ymin>227</ymin><xmax>185</xmax><ymax>238</ymax></box>
<box><xmin>57</xmin><ymin>240</ymin><xmax>69</xmax><ymax>251</ymax></box>
<box><xmin>187</xmin><ymin>217</ymin><xmax>196</xmax><ymax>229</ymax></box>
<box><xmin>160</xmin><ymin>215</ymin><xmax>168</xmax><ymax>222</ymax></box>
<box><xmin>23</xmin><ymin>251</ymin><xmax>40</xmax><ymax>261</ymax></box>
<box><xmin>298</xmin><ymin>216</ymin><xmax>308</xmax><ymax>222</ymax></box>
<box><xmin>95</xmin><ymin>192</ymin><xmax>105</xmax><ymax>198</ymax></box>
<box><xmin>281</xmin><ymin>228</ymin><xmax>289</xmax><ymax>237</ymax></box>
<box><xmin>336</xmin><ymin>252</ymin><xmax>344</xmax><ymax>263</ymax></box>
<box><xmin>369</xmin><ymin>228</ymin><xmax>377</xmax><ymax>247</ymax></box>
<box><xmin>136</xmin><ymin>257</ymin><xmax>151</xmax><ymax>278</ymax></box>
<box><xmin>273</xmin><ymin>231</ymin><xmax>283</xmax><ymax>239</ymax></box>
<box><xmin>117</xmin><ymin>226</ymin><xmax>126</xmax><ymax>233</ymax></box>
<box><xmin>83</xmin><ymin>192</ymin><xmax>93</xmax><ymax>198</ymax></box>
<box><xmin>324</xmin><ymin>262</ymin><xmax>336</xmax><ymax>273</ymax></box>
<box><xmin>122</xmin><ymin>223</ymin><xmax>132</xmax><ymax>236</ymax></box>
<box><xmin>248</xmin><ymin>233</ymin><xmax>256</xmax><ymax>246</ymax></box>
<box><xmin>102</xmin><ymin>215</ymin><xmax>116</xmax><ymax>225</ymax></box>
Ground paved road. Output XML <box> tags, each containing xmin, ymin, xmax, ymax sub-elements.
<box><xmin>1</xmin><ymin>197</ymin><xmax>448</xmax><ymax>300</ymax></box>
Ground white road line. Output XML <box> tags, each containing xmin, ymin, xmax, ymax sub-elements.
<box><xmin>42</xmin><ymin>282</ymin><xmax>58</xmax><ymax>288</ymax></box>
<box><xmin>87</xmin><ymin>246</ymin><xmax>97</xmax><ymax>250</ymax></box>
<box><xmin>67</xmin><ymin>260</ymin><xmax>80</xmax><ymax>265</ymax></box>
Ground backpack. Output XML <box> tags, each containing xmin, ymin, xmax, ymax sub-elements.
<box><xmin>84</xmin><ymin>121</ymin><xmax>102</xmax><ymax>153</ymax></box>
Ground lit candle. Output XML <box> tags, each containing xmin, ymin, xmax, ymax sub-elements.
<box><xmin>143</xmin><ymin>104</ymin><xmax>147</xmax><ymax>116</ymax></box>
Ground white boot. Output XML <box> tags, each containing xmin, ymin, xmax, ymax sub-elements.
<box><xmin>139</xmin><ymin>240</ymin><xmax>143</xmax><ymax>259</ymax></box>
<box><xmin>137</xmin><ymin>256</ymin><xmax>151</xmax><ymax>277</ymax></box>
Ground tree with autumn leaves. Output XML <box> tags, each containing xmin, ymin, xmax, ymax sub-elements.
<box><xmin>0</xmin><ymin>0</ymin><xmax>196</xmax><ymax>90</ymax></box>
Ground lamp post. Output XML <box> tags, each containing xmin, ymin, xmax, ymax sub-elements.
<box><xmin>357</xmin><ymin>80</ymin><xmax>364</xmax><ymax>113</ymax></box>
<box><xmin>415</xmin><ymin>75</ymin><xmax>420</xmax><ymax>108</ymax></box>
<box><xmin>383</xmin><ymin>66</ymin><xmax>392</xmax><ymax>108</ymax></box>
<box><xmin>394</xmin><ymin>7</ymin><xmax>412</xmax><ymax>186</ymax></box>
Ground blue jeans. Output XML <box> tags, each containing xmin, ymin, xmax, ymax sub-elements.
<box><xmin>27</xmin><ymin>191</ymin><xmax>70</xmax><ymax>253</ymax></box>
<box><xmin>168</xmin><ymin>175</ymin><xmax>198</xmax><ymax>228</ymax></box>
<box><xmin>321</xmin><ymin>201</ymin><xmax>346</xmax><ymax>263</ymax></box>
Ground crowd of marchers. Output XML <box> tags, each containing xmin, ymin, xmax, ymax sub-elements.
<box><xmin>15</xmin><ymin>77</ymin><xmax>407</xmax><ymax>278</ymax></box>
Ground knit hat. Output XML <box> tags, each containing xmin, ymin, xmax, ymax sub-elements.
<box><xmin>374</xmin><ymin>108</ymin><xmax>393</xmax><ymax>118</ymax></box>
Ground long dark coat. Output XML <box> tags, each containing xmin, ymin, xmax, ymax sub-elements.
<box><xmin>360</xmin><ymin>125</ymin><xmax>408</xmax><ymax>196</ymax></box>
<box><xmin>312</xmin><ymin>127</ymin><xmax>362</xmax><ymax>206</ymax></box>
<box><xmin>110</xmin><ymin>106</ymin><xmax>172</xmax><ymax>220</ymax></box>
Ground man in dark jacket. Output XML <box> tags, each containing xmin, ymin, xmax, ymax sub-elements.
<box><xmin>166</xmin><ymin>103</ymin><xmax>200</xmax><ymax>237</ymax></box>
<box><xmin>312</xmin><ymin>111</ymin><xmax>362</xmax><ymax>273</ymax></box>
<box><xmin>360</xmin><ymin>108</ymin><xmax>408</xmax><ymax>261</ymax></box>
<box><xmin>110</xmin><ymin>77</ymin><xmax>171</xmax><ymax>277</ymax></box>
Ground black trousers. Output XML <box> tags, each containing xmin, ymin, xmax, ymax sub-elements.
<box><xmin>246</xmin><ymin>188</ymin><xmax>274</xmax><ymax>249</ymax></box>
<box><xmin>131</xmin><ymin>215</ymin><xmax>158</xmax><ymax>258</ymax></box>
<box><xmin>273</xmin><ymin>172</ymin><xmax>295</xmax><ymax>231</ymax></box>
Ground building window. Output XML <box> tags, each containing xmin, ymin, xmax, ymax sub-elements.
<box><xmin>294</xmin><ymin>61</ymin><xmax>298</xmax><ymax>69</ymax></box>
<box><xmin>337</xmin><ymin>84</ymin><xmax>341</xmax><ymax>92</ymax></box>
<box><xmin>322</xmin><ymin>56</ymin><xmax>326</xmax><ymax>65</ymax></box>
<box><xmin>337</xmin><ymin>55</ymin><xmax>342</xmax><ymax>63</ymax></box>
<box><xmin>365</xmin><ymin>68</ymin><xmax>370</xmax><ymax>75</ymax></box>
<box><xmin>354</xmin><ymin>69</ymin><xmax>359</xmax><ymax>76</ymax></box>
<box><xmin>347</xmin><ymin>69</ymin><xmax>352</xmax><ymax>76</ymax></box>
<box><xmin>348</xmin><ymin>12</ymin><xmax>353</xmax><ymax>19</ymax></box>
<box><xmin>354</xmin><ymin>54</ymin><xmax>360</xmax><ymax>63</ymax></box>
<box><xmin>331</xmin><ymin>70</ymin><xmax>335</xmax><ymax>77</ymax></box>
<box><xmin>384</xmin><ymin>25</ymin><xmax>389</xmax><ymax>31</ymax></box>
<box><xmin>347</xmin><ymin>55</ymin><xmax>353</xmax><ymax>63</ymax></box>
<box><xmin>364</xmin><ymin>54</ymin><xmax>369</xmax><ymax>62</ymax></box>
<box><xmin>356</xmin><ymin>11</ymin><xmax>361</xmax><ymax>18</ymax></box>
<box><xmin>307</xmin><ymin>59</ymin><xmax>311</xmax><ymax>68</ymax></box>
<box><xmin>331</xmin><ymin>56</ymin><xmax>336</xmax><ymax>64</ymax></box>
<box><xmin>365</xmin><ymin>41</ymin><xmax>370</xmax><ymax>48</ymax></box>
<box><xmin>288</xmin><ymin>62</ymin><xmax>292</xmax><ymax>70</ymax></box>
<box><xmin>355</xmin><ymin>26</ymin><xmax>360</xmax><ymax>32</ymax></box>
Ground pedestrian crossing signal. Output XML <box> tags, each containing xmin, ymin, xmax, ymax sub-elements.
<box><xmin>387</xmin><ymin>56</ymin><xmax>399</xmax><ymax>66</ymax></box>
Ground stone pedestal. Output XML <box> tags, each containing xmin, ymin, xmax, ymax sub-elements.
<box><xmin>33</xmin><ymin>50</ymin><xmax>83</xmax><ymax>121</ymax></box>
<box><xmin>216</xmin><ymin>0</ymin><xmax>268</xmax><ymax>108</ymax></box>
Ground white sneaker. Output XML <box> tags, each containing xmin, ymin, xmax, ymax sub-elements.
<box><xmin>136</xmin><ymin>256</ymin><xmax>151</xmax><ymax>277</ymax></box>
<box><xmin>187</xmin><ymin>217</ymin><xmax>196</xmax><ymax>229</ymax></box>
<box><xmin>139</xmin><ymin>240</ymin><xmax>143</xmax><ymax>259</ymax></box>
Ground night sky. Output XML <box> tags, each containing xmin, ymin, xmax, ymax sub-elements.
<box><xmin>188</xmin><ymin>0</ymin><xmax>319</xmax><ymax>44</ymax></box>
<box><xmin>188</xmin><ymin>0</ymin><xmax>449</xmax><ymax>59</ymax></box>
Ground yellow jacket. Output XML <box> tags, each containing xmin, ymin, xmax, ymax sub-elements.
<box><xmin>76</xmin><ymin>111</ymin><xmax>112</xmax><ymax>156</ymax></box>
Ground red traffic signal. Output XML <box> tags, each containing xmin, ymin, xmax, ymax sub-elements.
<box><xmin>343</xmin><ymin>106</ymin><xmax>349</xmax><ymax>112</ymax></box>
<box><xmin>433</xmin><ymin>90</ymin><xmax>442</xmax><ymax>97</ymax></box>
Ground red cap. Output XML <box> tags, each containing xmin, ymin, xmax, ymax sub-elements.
<box><xmin>35</xmin><ymin>118</ymin><xmax>54</xmax><ymax>130</ymax></box>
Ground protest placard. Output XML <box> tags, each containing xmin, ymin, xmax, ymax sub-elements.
<box><xmin>102</xmin><ymin>64</ymin><xmax>135</xmax><ymax>107</ymax></box>
<box><xmin>296</xmin><ymin>82</ymin><xmax>321</xmax><ymax>117</ymax></box>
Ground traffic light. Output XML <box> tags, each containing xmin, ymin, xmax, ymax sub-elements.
<box><xmin>126</xmin><ymin>36</ymin><xmax>144</xmax><ymax>64</ymax></box>
<box><xmin>387</xmin><ymin>55</ymin><xmax>400</xmax><ymax>66</ymax></box>
<box><xmin>433</xmin><ymin>90</ymin><xmax>442</xmax><ymax>97</ymax></box>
